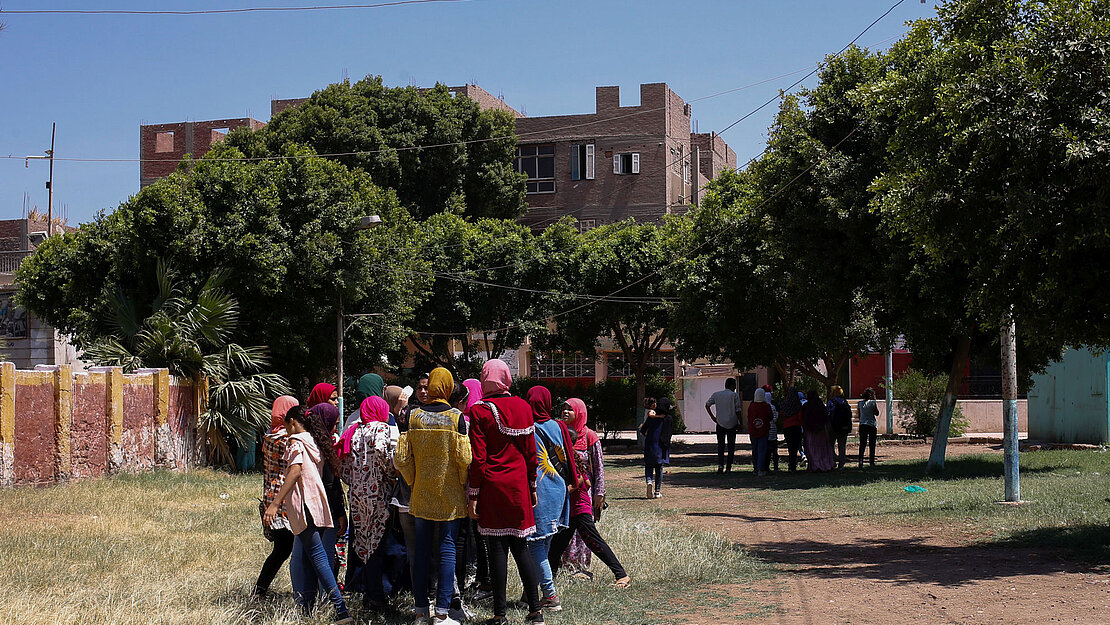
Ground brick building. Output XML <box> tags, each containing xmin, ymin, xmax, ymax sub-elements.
<box><xmin>0</xmin><ymin>216</ymin><xmax>83</xmax><ymax>369</ymax></box>
<box><xmin>139</xmin><ymin>82</ymin><xmax>735</xmax><ymax>225</ymax></box>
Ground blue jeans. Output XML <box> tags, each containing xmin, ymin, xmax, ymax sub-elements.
<box><xmin>291</xmin><ymin>518</ymin><xmax>349</xmax><ymax>618</ymax></box>
<box><xmin>752</xmin><ymin>435</ymin><xmax>768</xmax><ymax>472</ymax></box>
<box><xmin>527</xmin><ymin>534</ymin><xmax>556</xmax><ymax>599</ymax></box>
<box><xmin>412</xmin><ymin>517</ymin><xmax>460</xmax><ymax>615</ymax></box>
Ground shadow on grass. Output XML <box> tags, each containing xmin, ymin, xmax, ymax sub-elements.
<box><xmin>996</xmin><ymin>524</ymin><xmax>1110</xmax><ymax>563</ymax></box>
<box><xmin>609</xmin><ymin>443</ymin><xmax>1058</xmax><ymax>492</ymax></box>
<box><xmin>749</xmin><ymin>534</ymin><xmax>1104</xmax><ymax>585</ymax></box>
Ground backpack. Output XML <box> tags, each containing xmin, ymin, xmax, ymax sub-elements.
<box><xmin>831</xmin><ymin>400</ymin><xmax>854</xmax><ymax>434</ymax></box>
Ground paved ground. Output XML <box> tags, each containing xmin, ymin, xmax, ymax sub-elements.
<box><xmin>604</xmin><ymin>441</ymin><xmax>1108</xmax><ymax>625</ymax></box>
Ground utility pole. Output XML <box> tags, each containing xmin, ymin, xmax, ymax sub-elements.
<box><xmin>24</xmin><ymin>123</ymin><xmax>56</xmax><ymax>236</ymax></box>
<box><xmin>885</xmin><ymin>349</ymin><xmax>894</xmax><ymax>434</ymax></box>
<box><xmin>1001</xmin><ymin>313</ymin><xmax>1020</xmax><ymax>501</ymax></box>
<box><xmin>336</xmin><ymin>215</ymin><xmax>383</xmax><ymax>416</ymax></box>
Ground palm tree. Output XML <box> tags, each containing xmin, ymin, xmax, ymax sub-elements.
<box><xmin>84</xmin><ymin>260</ymin><xmax>291</xmax><ymax>465</ymax></box>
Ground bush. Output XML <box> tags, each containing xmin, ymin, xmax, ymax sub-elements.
<box><xmin>888</xmin><ymin>368</ymin><xmax>969</xmax><ymax>438</ymax></box>
<box><xmin>509</xmin><ymin>375</ymin><xmax>682</xmax><ymax>435</ymax></box>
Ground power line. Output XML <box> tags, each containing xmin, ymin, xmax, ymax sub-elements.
<box><xmin>0</xmin><ymin>1</ymin><xmax>464</xmax><ymax>16</ymax></box>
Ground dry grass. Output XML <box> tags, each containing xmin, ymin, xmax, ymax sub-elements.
<box><xmin>0</xmin><ymin>469</ymin><xmax>769</xmax><ymax>625</ymax></box>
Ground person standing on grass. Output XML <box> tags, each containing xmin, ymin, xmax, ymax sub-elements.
<box><xmin>263</xmin><ymin>405</ymin><xmax>352</xmax><ymax>624</ymax></box>
<box><xmin>748</xmin><ymin>389</ymin><xmax>773</xmax><ymax>476</ymax></box>
<box><xmin>467</xmin><ymin>359</ymin><xmax>545</xmax><ymax>625</ymax></box>
<box><xmin>827</xmin><ymin>385</ymin><xmax>853</xmax><ymax>469</ymax></box>
<box><xmin>525</xmin><ymin>385</ymin><xmax>578</xmax><ymax>613</ymax></box>
<box><xmin>857</xmin><ymin>387</ymin><xmax>879</xmax><ymax>468</ymax></box>
<box><xmin>548</xmin><ymin>399</ymin><xmax>631</xmax><ymax>589</ymax></box>
<box><xmin>802</xmin><ymin>391</ymin><xmax>836</xmax><ymax>472</ymax></box>
<box><xmin>254</xmin><ymin>395</ymin><xmax>299</xmax><ymax>597</ymax></box>
<box><xmin>394</xmin><ymin>367</ymin><xmax>473</xmax><ymax>625</ymax></box>
<box><xmin>779</xmin><ymin>386</ymin><xmax>804</xmax><ymax>472</ymax></box>
<box><xmin>336</xmin><ymin>395</ymin><xmax>396</xmax><ymax>614</ymax></box>
<box><xmin>639</xmin><ymin>397</ymin><xmax>667</xmax><ymax>498</ymax></box>
<box><xmin>762</xmin><ymin>385</ymin><xmax>781</xmax><ymax>473</ymax></box>
<box><xmin>307</xmin><ymin>402</ymin><xmax>347</xmax><ymax>580</ymax></box>
<box><xmin>705</xmin><ymin>378</ymin><xmax>742</xmax><ymax>473</ymax></box>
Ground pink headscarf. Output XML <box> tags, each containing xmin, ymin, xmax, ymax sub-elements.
<box><xmin>566</xmin><ymin>398</ymin><xmax>600</xmax><ymax>452</ymax></box>
<box><xmin>270</xmin><ymin>395</ymin><xmax>299</xmax><ymax>434</ymax></box>
<box><xmin>306</xmin><ymin>382</ymin><xmax>336</xmax><ymax>409</ymax></box>
<box><xmin>462</xmin><ymin>378</ymin><xmax>482</xmax><ymax>413</ymax></box>
<box><xmin>336</xmin><ymin>396</ymin><xmax>390</xmax><ymax>459</ymax></box>
<box><xmin>480</xmin><ymin>359</ymin><xmax>512</xmax><ymax>398</ymax></box>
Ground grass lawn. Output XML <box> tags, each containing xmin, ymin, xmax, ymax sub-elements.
<box><xmin>630</xmin><ymin>442</ymin><xmax>1110</xmax><ymax>562</ymax></box>
<box><xmin>0</xmin><ymin>469</ymin><xmax>770</xmax><ymax>625</ymax></box>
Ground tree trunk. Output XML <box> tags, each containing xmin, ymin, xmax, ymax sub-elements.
<box><xmin>926</xmin><ymin>332</ymin><xmax>974</xmax><ymax>474</ymax></box>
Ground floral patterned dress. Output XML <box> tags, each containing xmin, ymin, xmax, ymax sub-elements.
<box><xmin>340</xmin><ymin>421</ymin><xmax>397</xmax><ymax>560</ymax></box>
<box><xmin>562</xmin><ymin>440</ymin><xmax>606</xmax><ymax>573</ymax></box>
<box><xmin>259</xmin><ymin>430</ymin><xmax>290</xmax><ymax>540</ymax></box>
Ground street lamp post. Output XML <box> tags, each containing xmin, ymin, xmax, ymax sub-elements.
<box><xmin>336</xmin><ymin>215</ymin><xmax>383</xmax><ymax>416</ymax></box>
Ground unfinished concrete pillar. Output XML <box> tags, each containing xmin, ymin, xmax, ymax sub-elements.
<box><xmin>152</xmin><ymin>368</ymin><xmax>170</xmax><ymax>467</ymax></box>
<box><xmin>54</xmin><ymin>364</ymin><xmax>73</xmax><ymax>482</ymax></box>
<box><xmin>0</xmin><ymin>362</ymin><xmax>15</xmax><ymax>487</ymax></box>
<box><xmin>105</xmin><ymin>367</ymin><xmax>124</xmax><ymax>473</ymax></box>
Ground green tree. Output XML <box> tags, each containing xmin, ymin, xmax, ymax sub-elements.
<box><xmin>82</xmin><ymin>261</ymin><xmax>291</xmax><ymax>465</ymax></box>
<box><xmin>406</xmin><ymin>214</ymin><xmax>577</xmax><ymax>377</ymax></box>
<box><xmin>557</xmin><ymin>220</ymin><xmax>679</xmax><ymax>409</ymax></box>
<box><xmin>860</xmin><ymin>0</ymin><xmax>1110</xmax><ymax>471</ymax></box>
<box><xmin>226</xmin><ymin>76</ymin><xmax>526</xmax><ymax>220</ymax></box>
<box><xmin>672</xmin><ymin>47</ymin><xmax>893</xmax><ymax>390</ymax></box>
<box><xmin>17</xmin><ymin>143</ymin><xmax>426</xmax><ymax>389</ymax></box>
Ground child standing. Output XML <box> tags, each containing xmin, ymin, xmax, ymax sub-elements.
<box><xmin>638</xmin><ymin>398</ymin><xmax>667</xmax><ymax>499</ymax></box>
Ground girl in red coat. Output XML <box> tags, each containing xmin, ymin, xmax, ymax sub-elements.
<box><xmin>467</xmin><ymin>359</ymin><xmax>544</xmax><ymax>625</ymax></box>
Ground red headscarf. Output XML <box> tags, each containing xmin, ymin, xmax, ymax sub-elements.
<box><xmin>480</xmin><ymin>359</ymin><xmax>512</xmax><ymax>398</ymax></box>
<box><xmin>566</xmin><ymin>398</ymin><xmax>599</xmax><ymax>451</ymax></box>
<box><xmin>307</xmin><ymin>382</ymin><xmax>336</xmax><ymax>409</ymax></box>
<box><xmin>526</xmin><ymin>386</ymin><xmax>552</xmax><ymax>423</ymax></box>
<box><xmin>336</xmin><ymin>396</ymin><xmax>390</xmax><ymax>459</ymax></box>
<box><xmin>270</xmin><ymin>395</ymin><xmax>299</xmax><ymax>433</ymax></box>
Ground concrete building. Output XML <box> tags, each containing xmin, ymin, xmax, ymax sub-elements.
<box><xmin>0</xmin><ymin>216</ymin><xmax>84</xmax><ymax>369</ymax></box>
<box><xmin>139</xmin><ymin>118</ymin><xmax>265</xmax><ymax>187</ymax></box>
<box><xmin>1028</xmin><ymin>347</ymin><xmax>1110</xmax><ymax>444</ymax></box>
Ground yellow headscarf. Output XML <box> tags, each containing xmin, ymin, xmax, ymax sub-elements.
<box><xmin>830</xmin><ymin>385</ymin><xmax>845</xmax><ymax>398</ymax></box>
<box><xmin>427</xmin><ymin>367</ymin><xmax>454</xmax><ymax>405</ymax></box>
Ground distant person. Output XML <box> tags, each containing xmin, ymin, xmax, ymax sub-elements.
<box><xmin>748</xmin><ymin>389</ymin><xmax>773</xmax><ymax>476</ymax></box>
<box><xmin>762</xmin><ymin>385</ymin><xmax>780</xmax><ymax>473</ymax></box>
<box><xmin>705</xmin><ymin>378</ymin><xmax>742</xmax><ymax>473</ymax></box>
<box><xmin>639</xmin><ymin>397</ymin><xmax>667</xmax><ymax>498</ymax></box>
<box><xmin>827</xmin><ymin>386</ymin><xmax>853</xmax><ymax>469</ymax></box>
<box><xmin>802</xmin><ymin>391</ymin><xmax>836</xmax><ymax>472</ymax></box>
<box><xmin>254</xmin><ymin>395</ymin><xmax>299</xmax><ymax>597</ymax></box>
<box><xmin>857</xmin><ymin>387</ymin><xmax>879</xmax><ymax>468</ymax></box>
<box><xmin>779</xmin><ymin>386</ymin><xmax>805</xmax><ymax>472</ymax></box>
<box><xmin>263</xmin><ymin>405</ymin><xmax>352</xmax><ymax>624</ymax></box>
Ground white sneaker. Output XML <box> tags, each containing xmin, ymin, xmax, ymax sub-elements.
<box><xmin>433</xmin><ymin>615</ymin><xmax>462</xmax><ymax>625</ymax></box>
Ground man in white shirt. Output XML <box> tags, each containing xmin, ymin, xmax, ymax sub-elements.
<box><xmin>705</xmin><ymin>378</ymin><xmax>742</xmax><ymax>473</ymax></box>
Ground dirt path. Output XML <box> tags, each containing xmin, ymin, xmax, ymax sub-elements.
<box><xmin>605</xmin><ymin>442</ymin><xmax>1109</xmax><ymax>625</ymax></box>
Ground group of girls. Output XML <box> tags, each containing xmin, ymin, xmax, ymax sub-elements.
<box><xmin>256</xmin><ymin>359</ymin><xmax>629</xmax><ymax>625</ymax></box>
<box><xmin>776</xmin><ymin>384</ymin><xmax>875</xmax><ymax>472</ymax></box>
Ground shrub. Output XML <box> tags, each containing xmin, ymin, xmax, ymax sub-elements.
<box><xmin>888</xmin><ymin>368</ymin><xmax>969</xmax><ymax>438</ymax></box>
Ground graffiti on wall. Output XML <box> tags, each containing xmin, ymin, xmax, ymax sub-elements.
<box><xmin>0</xmin><ymin>292</ymin><xmax>28</xmax><ymax>338</ymax></box>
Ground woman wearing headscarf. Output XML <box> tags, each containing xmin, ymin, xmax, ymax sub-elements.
<box><xmin>467</xmin><ymin>359</ymin><xmax>544</xmax><ymax>625</ymax></box>
<box><xmin>304</xmin><ymin>402</ymin><xmax>347</xmax><ymax>580</ymax></box>
<box><xmin>826</xmin><ymin>385</ymin><xmax>853</xmax><ymax>469</ymax></box>
<box><xmin>779</xmin><ymin>385</ymin><xmax>805</xmax><ymax>473</ymax></box>
<box><xmin>307</xmin><ymin>382</ymin><xmax>338</xmax><ymax>410</ymax></box>
<box><xmin>548</xmin><ymin>398</ymin><xmax>630</xmax><ymax>588</ymax></box>
<box><xmin>557</xmin><ymin>398</ymin><xmax>601</xmax><ymax>577</ymax></box>
<box><xmin>459</xmin><ymin>377</ymin><xmax>490</xmax><ymax>600</ymax></box>
<box><xmin>394</xmin><ymin>367</ymin><xmax>472</xmax><ymax>625</ymax></box>
<box><xmin>337</xmin><ymin>395</ymin><xmax>396</xmax><ymax>612</ymax></box>
<box><xmin>803</xmin><ymin>390</ymin><xmax>836</xmax><ymax>472</ymax></box>
<box><xmin>254</xmin><ymin>395</ymin><xmax>299</xmax><ymax>596</ymax></box>
<box><xmin>344</xmin><ymin>373</ymin><xmax>386</xmax><ymax>430</ymax></box>
<box><xmin>525</xmin><ymin>386</ymin><xmax>578</xmax><ymax>612</ymax></box>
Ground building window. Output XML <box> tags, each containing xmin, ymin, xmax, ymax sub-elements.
<box><xmin>579</xmin><ymin>219</ymin><xmax>596</xmax><ymax>233</ymax></box>
<box><xmin>613</xmin><ymin>152</ymin><xmax>640</xmax><ymax>175</ymax></box>
<box><xmin>683</xmin><ymin>161</ymin><xmax>691</xmax><ymax>184</ymax></box>
<box><xmin>155</xmin><ymin>131</ymin><xmax>175</xmax><ymax>153</ymax></box>
<box><xmin>516</xmin><ymin>144</ymin><xmax>556</xmax><ymax>193</ymax></box>
<box><xmin>571</xmin><ymin>143</ymin><xmax>595</xmax><ymax>181</ymax></box>
<box><xmin>605</xmin><ymin>350</ymin><xmax>675</xmax><ymax>379</ymax></box>
<box><xmin>531</xmin><ymin>352</ymin><xmax>596</xmax><ymax>379</ymax></box>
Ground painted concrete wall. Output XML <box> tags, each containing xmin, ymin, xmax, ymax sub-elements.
<box><xmin>1028</xmin><ymin>348</ymin><xmax>1110</xmax><ymax>444</ymax></box>
<box><xmin>0</xmin><ymin>363</ymin><xmax>203</xmax><ymax>487</ymax></box>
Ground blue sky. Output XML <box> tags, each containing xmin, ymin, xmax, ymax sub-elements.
<box><xmin>0</xmin><ymin>0</ymin><xmax>934</xmax><ymax>225</ymax></box>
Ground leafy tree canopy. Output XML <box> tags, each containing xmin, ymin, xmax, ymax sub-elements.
<box><xmin>226</xmin><ymin>76</ymin><xmax>527</xmax><ymax>221</ymax></box>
